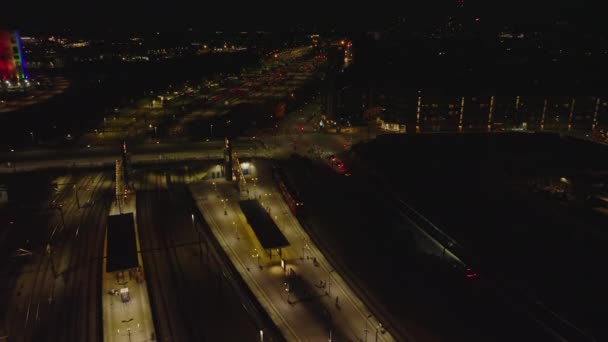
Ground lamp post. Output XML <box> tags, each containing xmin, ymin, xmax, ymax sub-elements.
<box><xmin>259</xmin><ymin>329</ymin><xmax>263</xmax><ymax>342</ymax></box>
<box><xmin>193</xmin><ymin>213</ymin><xmax>205</xmax><ymax>261</ymax></box>
<box><xmin>327</xmin><ymin>269</ymin><xmax>334</xmax><ymax>296</ymax></box>
<box><xmin>375</xmin><ymin>323</ymin><xmax>383</xmax><ymax>342</ymax></box>
<box><xmin>51</xmin><ymin>204</ymin><xmax>66</xmax><ymax>230</ymax></box>
<box><xmin>73</xmin><ymin>184</ymin><xmax>80</xmax><ymax>209</ymax></box>
<box><xmin>29</xmin><ymin>131</ymin><xmax>35</xmax><ymax>144</ymax></box>
<box><xmin>253</xmin><ymin>248</ymin><xmax>262</xmax><ymax>268</ymax></box>
<box><xmin>365</xmin><ymin>313</ymin><xmax>372</xmax><ymax>342</ymax></box>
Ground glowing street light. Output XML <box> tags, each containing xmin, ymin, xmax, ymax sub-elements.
<box><xmin>252</xmin><ymin>248</ymin><xmax>261</xmax><ymax>268</ymax></box>
<box><xmin>327</xmin><ymin>269</ymin><xmax>335</xmax><ymax>296</ymax></box>
<box><xmin>233</xmin><ymin>221</ymin><xmax>239</xmax><ymax>239</ymax></box>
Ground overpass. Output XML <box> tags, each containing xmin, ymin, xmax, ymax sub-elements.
<box><xmin>0</xmin><ymin>139</ymin><xmax>269</xmax><ymax>173</ymax></box>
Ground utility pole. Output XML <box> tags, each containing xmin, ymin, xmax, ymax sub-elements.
<box><xmin>514</xmin><ymin>95</ymin><xmax>521</xmax><ymax>128</ymax></box>
<box><xmin>592</xmin><ymin>97</ymin><xmax>600</xmax><ymax>131</ymax></box>
<box><xmin>46</xmin><ymin>243</ymin><xmax>58</xmax><ymax>278</ymax></box>
<box><xmin>540</xmin><ymin>98</ymin><xmax>548</xmax><ymax>131</ymax></box>
<box><xmin>50</xmin><ymin>205</ymin><xmax>66</xmax><ymax>230</ymax></box>
<box><xmin>327</xmin><ymin>269</ymin><xmax>334</xmax><ymax>296</ymax></box>
<box><xmin>458</xmin><ymin>96</ymin><xmax>465</xmax><ymax>132</ymax></box>
<box><xmin>488</xmin><ymin>95</ymin><xmax>495</xmax><ymax>132</ymax></box>
<box><xmin>568</xmin><ymin>97</ymin><xmax>576</xmax><ymax>131</ymax></box>
<box><xmin>415</xmin><ymin>96</ymin><xmax>422</xmax><ymax>133</ymax></box>
<box><xmin>73</xmin><ymin>185</ymin><xmax>80</xmax><ymax>209</ymax></box>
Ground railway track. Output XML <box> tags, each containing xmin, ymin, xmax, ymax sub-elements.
<box><xmin>16</xmin><ymin>172</ymin><xmax>89</xmax><ymax>342</ymax></box>
<box><xmin>1</xmin><ymin>171</ymin><xmax>110</xmax><ymax>342</ymax></box>
<box><xmin>46</xmin><ymin>172</ymin><xmax>109</xmax><ymax>342</ymax></box>
<box><xmin>136</xmin><ymin>171</ymin><xmax>180</xmax><ymax>341</ymax></box>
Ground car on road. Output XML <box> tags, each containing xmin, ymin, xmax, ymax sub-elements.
<box><xmin>465</xmin><ymin>267</ymin><xmax>478</xmax><ymax>279</ymax></box>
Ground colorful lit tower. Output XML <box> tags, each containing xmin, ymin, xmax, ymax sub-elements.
<box><xmin>0</xmin><ymin>30</ymin><xmax>28</xmax><ymax>81</ymax></box>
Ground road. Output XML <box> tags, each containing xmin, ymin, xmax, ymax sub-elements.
<box><xmin>76</xmin><ymin>46</ymin><xmax>321</xmax><ymax>145</ymax></box>
<box><xmin>0</xmin><ymin>139</ymin><xmax>267</xmax><ymax>173</ymax></box>
<box><xmin>0</xmin><ymin>122</ymin><xmax>363</xmax><ymax>173</ymax></box>
<box><xmin>0</xmin><ymin>76</ymin><xmax>70</xmax><ymax>114</ymax></box>
<box><xmin>190</xmin><ymin>159</ymin><xmax>395</xmax><ymax>342</ymax></box>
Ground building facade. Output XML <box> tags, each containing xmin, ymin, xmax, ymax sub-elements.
<box><xmin>0</xmin><ymin>30</ymin><xmax>28</xmax><ymax>81</ymax></box>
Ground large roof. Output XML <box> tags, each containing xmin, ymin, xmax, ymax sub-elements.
<box><xmin>239</xmin><ymin>199</ymin><xmax>289</xmax><ymax>249</ymax></box>
<box><xmin>106</xmin><ymin>213</ymin><xmax>138</xmax><ymax>272</ymax></box>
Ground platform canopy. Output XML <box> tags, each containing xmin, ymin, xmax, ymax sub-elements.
<box><xmin>106</xmin><ymin>213</ymin><xmax>138</xmax><ymax>272</ymax></box>
<box><xmin>239</xmin><ymin>199</ymin><xmax>289</xmax><ymax>249</ymax></box>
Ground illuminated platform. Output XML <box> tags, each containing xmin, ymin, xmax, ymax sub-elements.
<box><xmin>102</xmin><ymin>193</ymin><xmax>156</xmax><ymax>342</ymax></box>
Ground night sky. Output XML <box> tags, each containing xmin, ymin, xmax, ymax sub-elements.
<box><xmin>2</xmin><ymin>1</ymin><xmax>601</xmax><ymax>33</ymax></box>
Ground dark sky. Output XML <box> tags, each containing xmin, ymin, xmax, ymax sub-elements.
<box><xmin>2</xmin><ymin>1</ymin><xmax>602</xmax><ymax>33</ymax></box>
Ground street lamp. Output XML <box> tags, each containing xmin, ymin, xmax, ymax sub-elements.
<box><xmin>327</xmin><ymin>269</ymin><xmax>334</xmax><ymax>296</ymax></box>
<box><xmin>301</xmin><ymin>238</ymin><xmax>310</xmax><ymax>260</ymax></box>
<box><xmin>73</xmin><ymin>184</ymin><xmax>81</xmax><ymax>209</ymax></box>
<box><xmin>253</xmin><ymin>248</ymin><xmax>261</xmax><ymax>268</ymax></box>
<box><xmin>365</xmin><ymin>313</ymin><xmax>372</xmax><ymax>342</ymax></box>
<box><xmin>29</xmin><ymin>131</ymin><xmax>35</xmax><ymax>144</ymax></box>
<box><xmin>375</xmin><ymin>323</ymin><xmax>383</xmax><ymax>342</ymax></box>
<box><xmin>259</xmin><ymin>329</ymin><xmax>263</xmax><ymax>342</ymax></box>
